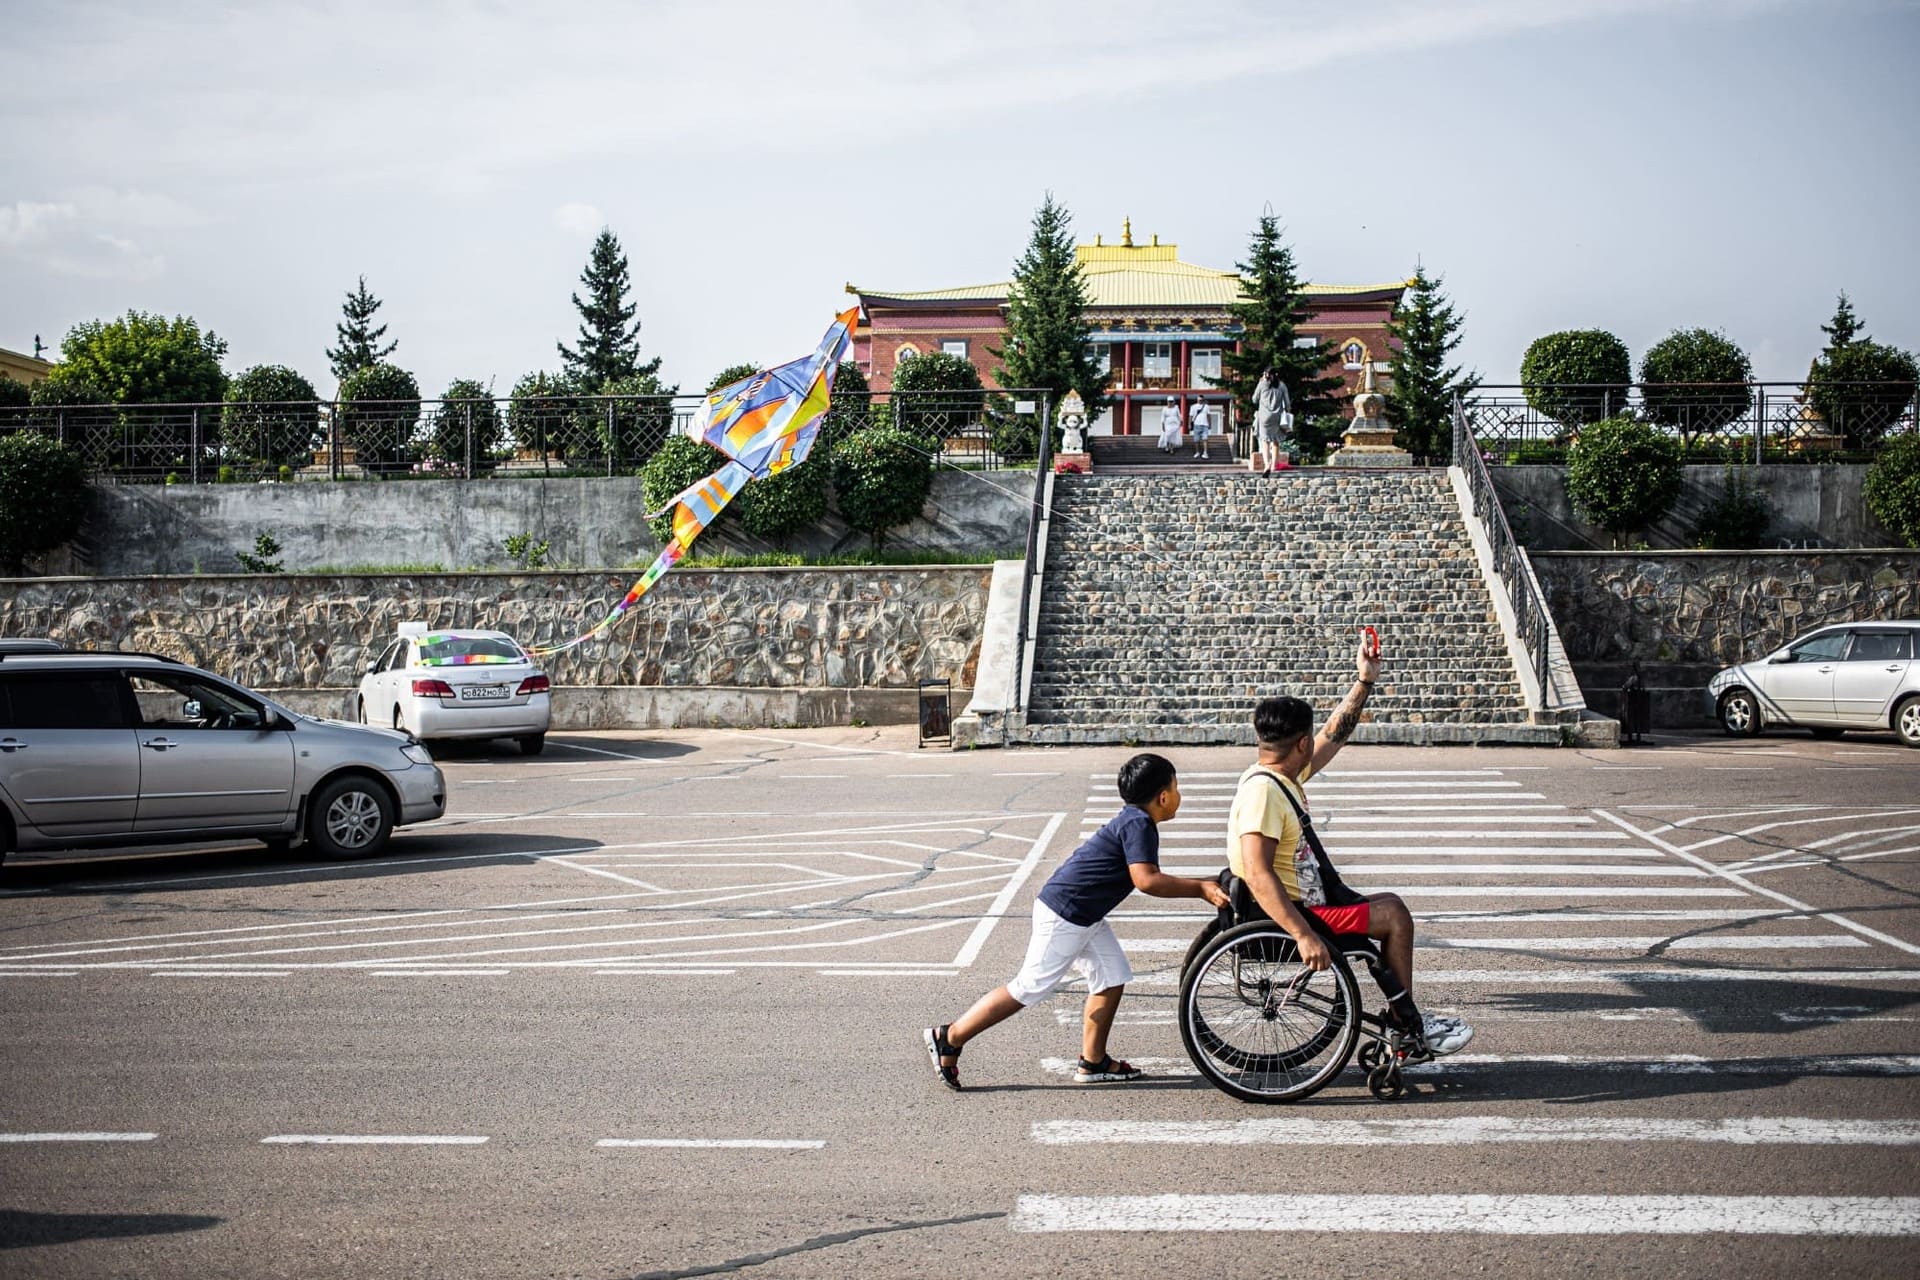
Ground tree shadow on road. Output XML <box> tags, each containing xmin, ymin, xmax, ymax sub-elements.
<box><xmin>0</xmin><ymin>1207</ymin><xmax>221</xmax><ymax>1249</ymax></box>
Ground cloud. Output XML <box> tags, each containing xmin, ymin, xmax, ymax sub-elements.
<box><xmin>0</xmin><ymin>193</ymin><xmax>173</xmax><ymax>280</ymax></box>
<box><xmin>552</xmin><ymin>203</ymin><xmax>606</xmax><ymax>239</ymax></box>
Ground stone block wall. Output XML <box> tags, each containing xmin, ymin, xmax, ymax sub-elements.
<box><xmin>0</xmin><ymin>567</ymin><xmax>991</xmax><ymax>728</ymax></box>
<box><xmin>1531</xmin><ymin>551</ymin><xmax>1920</xmax><ymax>726</ymax></box>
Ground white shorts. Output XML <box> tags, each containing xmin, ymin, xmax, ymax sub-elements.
<box><xmin>1006</xmin><ymin>901</ymin><xmax>1134</xmax><ymax>1005</ymax></box>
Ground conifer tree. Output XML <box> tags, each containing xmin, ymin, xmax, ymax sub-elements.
<box><xmin>1219</xmin><ymin>211</ymin><xmax>1342</xmax><ymax>426</ymax></box>
<box><xmin>558</xmin><ymin>228</ymin><xmax>659</xmax><ymax>388</ymax></box>
<box><xmin>1821</xmin><ymin>290</ymin><xmax>1865</xmax><ymax>354</ymax></box>
<box><xmin>1383</xmin><ymin>265</ymin><xmax>1481</xmax><ymax>462</ymax></box>
<box><xmin>989</xmin><ymin>193</ymin><xmax>1107</xmax><ymax>416</ymax></box>
<box><xmin>325</xmin><ymin>275</ymin><xmax>397</xmax><ymax>382</ymax></box>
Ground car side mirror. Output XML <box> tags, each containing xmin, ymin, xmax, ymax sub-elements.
<box><xmin>1768</xmin><ymin>653</ymin><xmax>1794</xmax><ymax>664</ymax></box>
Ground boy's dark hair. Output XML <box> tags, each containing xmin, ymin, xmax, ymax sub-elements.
<box><xmin>1253</xmin><ymin>695</ymin><xmax>1314</xmax><ymax>752</ymax></box>
<box><xmin>1117</xmin><ymin>752</ymin><xmax>1176</xmax><ymax>806</ymax></box>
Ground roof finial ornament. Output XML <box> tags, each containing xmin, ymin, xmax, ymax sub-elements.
<box><xmin>1121</xmin><ymin>216</ymin><xmax>1133</xmax><ymax>248</ymax></box>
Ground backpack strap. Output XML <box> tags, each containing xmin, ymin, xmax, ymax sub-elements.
<box><xmin>1249</xmin><ymin>767</ymin><xmax>1366</xmax><ymax>908</ymax></box>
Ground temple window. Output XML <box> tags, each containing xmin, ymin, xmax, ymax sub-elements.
<box><xmin>1143</xmin><ymin>343</ymin><xmax>1172</xmax><ymax>378</ymax></box>
<box><xmin>1191</xmin><ymin>348</ymin><xmax>1222</xmax><ymax>388</ymax></box>
<box><xmin>1086</xmin><ymin>343</ymin><xmax>1111</xmax><ymax>374</ymax></box>
<box><xmin>941</xmin><ymin>339</ymin><xmax>968</xmax><ymax>358</ymax></box>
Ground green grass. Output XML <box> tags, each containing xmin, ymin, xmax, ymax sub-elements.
<box><xmin>299</xmin><ymin>563</ymin><xmax>452</xmax><ymax>574</ymax></box>
<box><xmin>669</xmin><ymin>547</ymin><xmax>1016</xmax><ymax>570</ymax></box>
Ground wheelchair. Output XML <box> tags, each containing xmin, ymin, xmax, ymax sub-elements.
<box><xmin>1177</xmin><ymin>878</ymin><xmax>1432</xmax><ymax>1104</ymax></box>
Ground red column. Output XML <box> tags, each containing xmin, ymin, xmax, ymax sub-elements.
<box><xmin>1121</xmin><ymin>340</ymin><xmax>1134</xmax><ymax>434</ymax></box>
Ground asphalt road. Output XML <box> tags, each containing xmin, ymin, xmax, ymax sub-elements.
<box><xmin>3</xmin><ymin>726</ymin><xmax>1918</xmax><ymax>1278</ymax></box>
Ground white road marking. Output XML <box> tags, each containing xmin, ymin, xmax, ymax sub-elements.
<box><xmin>261</xmin><ymin>1134</ymin><xmax>489</xmax><ymax>1145</ymax></box>
<box><xmin>1009</xmin><ymin>1194</ymin><xmax>1920</xmax><ymax>1235</ymax></box>
<box><xmin>368</xmin><ymin>969</ymin><xmax>513</xmax><ymax>977</ymax></box>
<box><xmin>951</xmin><ymin>813</ymin><xmax>1066</xmax><ymax>968</ymax></box>
<box><xmin>1597</xmin><ymin>810</ymin><xmax>1920</xmax><ymax>957</ymax></box>
<box><xmin>0</xmin><ymin>1132</ymin><xmax>158</xmax><ymax>1143</ymax></box>
<box><xmin>1121</xmin><ymin>935</ymin><xmax>1865</xmax><ymax>952</ymax></box>
<box><xmin>1031</xmin><ymin>1117</ymin><xmax>1920</xmax><ymax>1146</ymax></box>
<box><xmin>816</xmin><ymin>969</ymin><xmax>958</xmax><ymax>977</ymax></box>
<box><xmin>592</xmin><ymin>968</ymin><xmax>736</xmax><ymax>976</ymax></box>
<box><xmin>152</xmin><ymin>970</ymin><xmax>290</xmax><ymax>978</ymax></box>
<box><xmin>780</xmin><ymin>774</ymin><xmax>846</xmax><ymax>780</ymax></box>
<box><xmin>995</xmin><ymin>771</ymin><xmax>1058</xmax><ymax>777</ymax></box>
<box><xmin>1038</xmin><ymin>1054</ymin><xmax>1920</xmax><ymax>1079</ymax></box>
<box><xmin>1086</xmin><ymin>815</ymin><xmax>1591</xmax><ymax>827</ymax></box>
<box><xmin>597</xmin><ymin>1138</ymin><xmax>823</xmax><ymax>1150</ymax></box>
<box><xmin>1120</xmin><ymin>967</ymin><xmax>1920</xmax><ymax>986</ymax></box>
<box><xmin>1344</xmin><ymin>886</ymin><xmax>1746</xmax><ymax>897</ymax></box>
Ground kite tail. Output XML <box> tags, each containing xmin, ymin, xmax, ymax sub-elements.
<box><xmin>526</xmin><ymin>537</ymin><xmax>689</xmax><ymax>659</ymax></box>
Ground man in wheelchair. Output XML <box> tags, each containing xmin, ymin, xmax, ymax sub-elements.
<box><xmin>1225</xmin><ymin>632</ymin><xmax>1474</xmax><ymax>1058</ymax></box>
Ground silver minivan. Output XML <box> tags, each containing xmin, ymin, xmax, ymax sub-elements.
<box><xmin>0</xmin><ymin>650</ymin><xmax>446</xmax><ymax>863</ymax></box>
<box><xmin>1708</xmin><ymin>621</ymin><xmax>1920</xmax><ymax>746</ymax></box>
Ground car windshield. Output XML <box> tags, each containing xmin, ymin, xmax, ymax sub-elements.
<box><xmin>417</xmin><ymin>634</ymin><xmax>525</xmax><ymax>665</ymax></box>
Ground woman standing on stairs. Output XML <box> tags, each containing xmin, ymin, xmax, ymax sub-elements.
<box><xmin>1252</xmin><ymin>368</ymin><xmax>1293</xmax><ymax>475</ymax></box>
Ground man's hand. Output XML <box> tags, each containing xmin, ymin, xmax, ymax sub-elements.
<box><xmin>1294</xmin><ymin>930</ymin><xmax>1333</xmax><ymax>971</ymax></box>
<box><xmin>1201</xmin><ymin>879</ymin><xmax>1231</xmax><ymax>910</ymax></box>
<box><xmin>1358</xmin><ymin>626</ymin><xmax>1383</xmax><ymax>683</ymax></box>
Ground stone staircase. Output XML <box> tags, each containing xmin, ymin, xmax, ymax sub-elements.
<box><xmin>1015</xmin><ymin>470</ymin><xmax>1561</xmax><ymax>745</ymax></box>
<box><xmin>1089</xmin><ymin>434</ymin><xmax>1240</xmax><ymax>473</ymax></box>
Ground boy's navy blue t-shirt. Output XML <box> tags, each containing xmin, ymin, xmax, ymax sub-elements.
<box><xmin>1037</xmin><ymin>804</ymin><xmax>1160</xmax><ymax>927</ymax></box>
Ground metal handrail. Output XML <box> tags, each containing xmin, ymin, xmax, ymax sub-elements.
<box><xmin>1008</xmin><ymin>392</ymin><xmax>1055</xmax><ymax>717</ymax></box>
<box><xmin>1454</xmin><ymin>394</ymin><xmax>1554</xmax><ymax>706</ymax></box>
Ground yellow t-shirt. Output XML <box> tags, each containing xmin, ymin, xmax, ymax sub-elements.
<box><xmin>1226</xmin><ymin>761</ymin><xmax>1325</xmax><ymax>906</ymax></box>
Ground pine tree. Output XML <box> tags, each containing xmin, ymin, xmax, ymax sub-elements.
<box><xmin>1383</xmin><ymin>265</ymin><xmax>1481</xmax><ymax>462</ymax></box>
<box><xmin>325</xmin><ymin>276</ymin><xmax>397</xmax><ymax>382</ymax></box>
<box><xmin>558</xmin><ymin>228</ymin><xmax>658</xmax><ymax>388</ymax></box>
<box><xmin>1219</xmin><ymin>211</ymin><xmax>1342</xmax><ymax>428</ymax></box>
<box><xmin>1821</xmin><ymin>291</ymin><xmax>1866</xmax><ymax>354</ymax></box>
<box><xmin>989</xmin><ymin>193</ymin><xmax>1107</xmax><ymax>417</ymax></box>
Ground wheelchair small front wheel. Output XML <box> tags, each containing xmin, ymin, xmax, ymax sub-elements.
<box><xmin>1367</xmin><ymin>1062</ymin><xmax>1404</xmax><ymax>1101</ymax></box>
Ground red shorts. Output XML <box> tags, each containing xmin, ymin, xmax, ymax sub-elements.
<box><xmin>1308</xmin><ymin>902</ymin><xmax>1372</xmax><ymax>936</ymax></box>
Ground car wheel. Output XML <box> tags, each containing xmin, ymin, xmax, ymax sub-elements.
<box><xmin>518</xmin><ymin>733</ymin><xmax>546</xmax><ymax>756</ymax></box>
<box><xmin>306</xmin><ymin>776</ymin><xmax>395</xmax><ymax>860</ymax></box>
<box><xmin>1896</xmin><ymin>696</ymin><xmax>1920</xmax><ymax>749</ymax></box>
<box><xmin>392</xmin><ymin>707</ymin><xmax>406</xmax><ymax>733</ymax></box>
<box><xmin>1808</xmin><ymin>726</ymin><xmax>1845</xmax><ymax>740</ymax></box>
<box><xmin>1719</xmin><ymin>689</ymin><xmax>1762</xmax><ymax>737</ymax></box>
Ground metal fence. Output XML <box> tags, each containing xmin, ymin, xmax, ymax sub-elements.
<box><xmin>0</xmin><ymin>389</ymin><xmax>1055</xmax><ymax>483</ymax></box>
<box><xmin>1454</xmin><ymin>394</ymin><xmax>1554</xmax><ymax>705</ymax></box>
<box><xmin>1466</xmin><ymin>381</ymin><xmax>1918</xmax><ymax>465</ymax></box>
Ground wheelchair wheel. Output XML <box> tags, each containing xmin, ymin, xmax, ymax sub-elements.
<box><xmin>1178</xmin><ymin>921</ymin><xmax>1361</xmax><ymax>1104</ymax></box>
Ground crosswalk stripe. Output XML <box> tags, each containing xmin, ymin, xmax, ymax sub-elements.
<box><xmin>1030</xmin><ymin>1117</ymin><xmax>1920</xmax><ymax>1146</ymax></box>
<box><xmin>1009</xmin><ymin>1194</ymin><xmax>1920</xmax><ymax>1235</ymax></box>
<box><xmin>1116</xmin><ymin>935</ymin><xmax>1865</xmax><ymax>952</ymax></box>
<box><xmin>1113</xmin><ymin>967</ymin><xmax>1920</xmax><ymax>986</ymax></box>
<box><xmin>1039</xmin><ymin>1054</ymin><xmax>1920</xmax><ymax>1079</ymax></box>
<box><xmin>1158</xmin><ymin>863</ymin><xmax>1703</xmax><ymax>877</ymax></box>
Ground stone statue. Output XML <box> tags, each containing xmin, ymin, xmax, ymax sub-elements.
<box><xmin>1058</xmin><ymin>390</ymin><xmax>1087</xmax><ymax>454</ymax></box>
<box><xmin>1328</xmin><ymin>358</ymin><xmax>1412</xmax><ymax>468</ymax></box>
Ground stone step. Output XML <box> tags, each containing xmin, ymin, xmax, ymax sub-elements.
<box><xmin>1009</xmin><ymin>721</ymin><xmax>1565</xmax><ymax>747</ymax></box>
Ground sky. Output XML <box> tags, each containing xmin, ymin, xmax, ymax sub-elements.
<box><xmin>3</xmin><ymin>0</ymin><xmax>1918</xmax><ymax>399</ymax></box>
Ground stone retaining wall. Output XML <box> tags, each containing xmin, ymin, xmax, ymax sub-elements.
<box><xmin>0</xmin><ymin>567</ymin><xmax>990</xmax><ymax>729</ymax></box>
<box><xmin>1531</xmin><ymin>551</ymin><xmax>1920</xmax><ymax>727</ymax></box>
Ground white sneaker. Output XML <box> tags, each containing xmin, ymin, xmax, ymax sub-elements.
<box><xmin>1421</xmin><ymin>1012</ymin><xmax>1474</xmax><ymax>1056</ymax></box>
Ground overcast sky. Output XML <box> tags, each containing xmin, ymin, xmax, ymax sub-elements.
<box><xmin>3</xmin><ymin>0</ymin><xmax>1916</xmax><ymax>399</ymax></box>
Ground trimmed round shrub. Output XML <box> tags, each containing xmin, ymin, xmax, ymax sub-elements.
<box><xmin>705</xmin><ymin>362</ymin><xmax>761</xmax><ymax>395</ymax></box>
<box><xmin>640</xmin><ymin>432</ymin><xmax>732</xmax><ymax>544</ymax></box>
<box><xmin>221</xmin><ymin>364</ymin><xmax>320</xmax><ymax>472</ymax></box>
<box><xmin>1639</xmin><ymin>329</ymin><xmax>1752</xmax><ymax>445</ymax></box>
<box><xmin>736</xmin><ymin>452</ymin><xmax>830</xmax><ymax>545</ymax></box>
<box><xmin>1865</xmin><ymin>433</ymin><xmax>1920</xmax><ymax>549</ymax></box>
<box><xmin>889</xmin><ymin>351</ymin><xmax>985</xmax><ymax>448</ymax></box>
<box><xmin>1565</xmin><ymin>414</ymin><xmax>1684</xmax><ymax>545</ymax></box>
<box><xmin>0</xmin><ymin>432</ymin><xmax>88</xmax><ymax>574</ymax></box>
<box><xmin>426</xmin><ymin>378</ymin><xmax>504</xmax><ymax>475</ymax></box>
<box><xmin>1521</xmin><ymin>330</ymin><xmax>1631</xmax><ymax>426</ymax></box>
<box><xmin>335</xmin><ymin>362</ymin><xmax>421</xmax><ymax>474</ymax></box>
<box><xmin>821</xmin><ymin>360</ymin><xmax>872</xmax><ymax>449</ymax></box>
<box><xmin>832</xmin><ymin>425</ymin><xmax>933</xmax><ymax>547</ymax></box>
<box><xmin>505</xmin><ymin>371</ymin><xmax>581</xmax><ymax>462</ymax></box>
<box><xmin>589</xmin><ymin>371</ymin><xmax>677</xmax><ymax>469</ymax></box>
<box><xmin>1809</xmin><ymin>341</ymin><xmax>1919</xmax><ymax>448</ymax></box>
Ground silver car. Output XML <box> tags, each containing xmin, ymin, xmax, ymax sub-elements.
<box><xmin>0</xmin><ymin>650</ymin><xmax>446</xmax><ymax>864</ymax></box>
<box><xmin>1708</xmin><ymin>620</ymin><xmax>1920</xmax><ymax>746</ymax></box>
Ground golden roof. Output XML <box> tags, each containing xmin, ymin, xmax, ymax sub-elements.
<box><xmin>852</xmin><ymin>236</ymin><xmax>1406</xmax><ymax>311</ymax></box>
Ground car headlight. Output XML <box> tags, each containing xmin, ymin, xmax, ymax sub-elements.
<box><xmin>400</xmin><ymin>743</ymin><xmax>436</xmax><ymax>766</ymax></box>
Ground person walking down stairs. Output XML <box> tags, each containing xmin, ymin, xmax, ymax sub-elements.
<box><xmin>1156</xmin><ymin>398</ymin><xmax>1183</xmax><ymax>453</ymax></box>
<box><xmin>1252</xmin><ymin>367</ymin><xmax>1292</xmax><ymax>475</ymax></box>
<box><xmin>1189</xmin><ymin>398</ymin><xmax>1216</xmax><ymax>460</ymax></box>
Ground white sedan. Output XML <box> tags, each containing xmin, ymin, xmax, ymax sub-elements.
<box><xmin>357</xmin><ymin>623</ymin><xmax>552</xmax><ymax>754</ymax></box>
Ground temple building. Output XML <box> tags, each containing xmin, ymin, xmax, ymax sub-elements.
<box><xmin>847</xmin><ymin>220</ymin><xmax>1408</xmax><ymax>435</ymax></box>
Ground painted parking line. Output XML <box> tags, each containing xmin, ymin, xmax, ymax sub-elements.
<box><xmin>261</xmin><ymin>1134</ymin><xmax>489</xmax><ymax>1145</ymax></box>
<box><xmin>596</xmin><ymin>1138</ymin><xmax>824</xmax><ymax>1150</ymax></box>
<box><xmin>0</xmin><ymin>1132</ymin><xmax>158</xmax><ymax>1143</ymax></box>
<box><xmin>1009</xmin><ymin>1194</ymin><xmax>1920</xmax><ymax>1236</ymax></box>
<box><xmin>1031</xmin><ymin>1117</ymin><xmax>1920</xmax><ymax>1147</ymax></box>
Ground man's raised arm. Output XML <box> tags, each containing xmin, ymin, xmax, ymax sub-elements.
<box><xmin>1311</xmin><ymin>628</ymin><xmax>1384</xmax><ymax>774</ymax></box>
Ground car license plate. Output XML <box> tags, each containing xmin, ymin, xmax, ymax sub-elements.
<box><xmin>458</xmin><ymin>684</ymin><xmax>511</xmax><ymax>702</ymax></box>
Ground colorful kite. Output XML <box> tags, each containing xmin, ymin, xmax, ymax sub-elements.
<box><xmin>529</xmin><ymin>306</ymin><xmax>859</xmax><ymax>657</ymax></box>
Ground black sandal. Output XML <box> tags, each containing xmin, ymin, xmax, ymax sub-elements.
<box><xmin>1073</xmin><ymin>1055</ymin><xmax>1143</xmax><ymax>1084</ymax></box>
<box><xmin>923</xmin><ymin>1025</ymin><xmax>962</xmax><ymax>1091</ymax></box>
